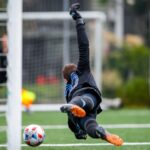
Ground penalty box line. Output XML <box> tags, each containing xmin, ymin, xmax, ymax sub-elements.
<box><xmin>1</xmin><ymin>142</ymin><xmax>150</xmax><ymax>147</ymax></box>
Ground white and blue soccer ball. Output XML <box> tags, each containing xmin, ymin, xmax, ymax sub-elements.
<box><xmin>23</xmin><ymin>124</ymin><xmax>45</xmax><ymax>147</ymax></box>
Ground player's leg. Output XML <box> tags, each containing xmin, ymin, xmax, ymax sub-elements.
<box><xmin>70</xmin><ymin>94</ymin><xmax>99</xmax><ymax>112</ymax></box>
<box><xmin>60</xmin><ymin>93</ymin><xmax>99</xmax><ymax>117</ymax></box>
<box><xmin>80</xmin><ymin>116</ymin><xmax>123</xmax><ymax>146</ymax></box>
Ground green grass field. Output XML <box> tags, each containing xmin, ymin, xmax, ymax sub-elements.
<box><xmin>0</xmin><ymin>109</ymin><xmax>150</xmax><ymax>150</ymax></box>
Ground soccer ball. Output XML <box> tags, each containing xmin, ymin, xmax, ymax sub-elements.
<box><xmin>23</xmin><ymin>124</ymin><xmax>45</xmax><ymax>147</ymax></box>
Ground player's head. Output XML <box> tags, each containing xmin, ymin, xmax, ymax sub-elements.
<box><xmin>62</xmin><ymin>63</ymin><xmax>77</xmax><ymax>81</ymax></box>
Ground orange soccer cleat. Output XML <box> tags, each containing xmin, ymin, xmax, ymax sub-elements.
<box><xmin>105</xmin><ymin>133</ymin><xmax>124</xmax><ymax>146</ymax></box>
<box><xmin>60</xmin><ymin>104</ymin><xmax>86</xmax><ymax>117</ymax></box>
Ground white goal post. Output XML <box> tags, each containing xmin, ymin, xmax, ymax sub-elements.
<box><xmin>7</xmin><ymin>0</ymin><xmax>22</xmax><ymax>150</ymax></box>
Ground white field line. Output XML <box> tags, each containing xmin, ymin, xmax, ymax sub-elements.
<box><xmin>0</xmin><ymin>142</ymin><xmax>150</xmax><ymax>147</ymax></box>
<box><xmin>0</xmin><ymin>104</ymin><xmax>150</xmax><ymax>115</ymax></box>
<box><xmin>1</xmin><ymin>124</ymin><xmax>150</xmax><ymax>132</ymax></box>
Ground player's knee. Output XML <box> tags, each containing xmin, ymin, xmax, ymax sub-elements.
<box><xmin>70</xmin><ymin>94</ymin><xmax>97</xmax><ymax>112</ymax></box>
<box><xmin>82</xmin><ymin>95</ymin><xmax>95</xmax><ymax>111</ymax></box>
<box><xmin>70</xmin><ymin>96</ymin><xmax>83</xmax><ymax>106</ymax></box>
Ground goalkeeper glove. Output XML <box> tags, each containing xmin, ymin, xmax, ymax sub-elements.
<box><xmin>70</xmin><ymin>3</ymin><xmax>82</xmax><ymax>20</ymax></box>
<box><xmin>75</xmin><ymin>130</ymin><xmax>87</xmax><ymax>140</ymax></box>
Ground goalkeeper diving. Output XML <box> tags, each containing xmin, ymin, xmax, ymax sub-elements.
<box><xmin>60</xmin><ymin>3</ymin><xmax>123</xmax><ymax>146</ymax></box>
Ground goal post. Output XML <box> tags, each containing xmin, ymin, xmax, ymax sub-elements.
<box><xmin>23</xmin><ymin>11</ymin><xmax>105</xmax><ymax>20</ymax></box>
<box><xmin>7</xmin><ymin>0</ymin><xmax>23</xmax><ymax>150</ymax></box>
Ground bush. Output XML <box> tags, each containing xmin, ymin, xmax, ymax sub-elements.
<box><xmin>105</xmin><ymin>45</ymin><xmax>149</xmax><ymax>80</ymax></box>
<box><xmin>103</xmin><ymin>45</ymin><xmax>150</xmax><ymax>107</ymax></box>
<box><xmin>118</xmin><ymin>77</ymin><xmax>149</xmax><ymax>107</ymax></box>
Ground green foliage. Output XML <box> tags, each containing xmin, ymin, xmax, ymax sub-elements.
<box><xmin>133</xmin><ymin>0</ymin><xmax>150</xmax><ymax>15</ymax></box>
<box><xmin>118</xmin><ymin>77</ymin><xmax>149</xmax><ymax>107</ymax></box>
<box><xmin>0</xmin><ymin>0</ymin><xmax>7</xmax><ymax>9</ymax></box>
<box><xmin>105</xmin><ymin>45</ymin><xmax>149</xmax><ymax>80</ymax></box>
<box><xmin>122</xmin><ymin>45</ymin><xmax>149</xmax><ymax>78</ymax></box>
<box><xmin>98</xmin><ymin>0</ymin><xmax>109</xmax><ymax>5</ymax></box>
<box><xmin>103</xmin><ymin>45</ymin><xmax>150</xmax><ymax>107</ymax></box>
<box><xmin>0</xmin><ymin>87</ymin><xmax>7</xmax><ymax>99</ymax></box>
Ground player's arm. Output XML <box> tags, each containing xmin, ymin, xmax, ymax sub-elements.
<box><xmin>70</xmin><ymin>3</ymin><xmax>90</xmax><ymax>73</ymax></box>
<box><xmin>64</xmin><ymin>72</ymin><xmax>79</xmax><ymax>99</ymax></box>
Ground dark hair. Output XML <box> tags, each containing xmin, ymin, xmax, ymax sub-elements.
<box><xmin>62</xmin><ymin>63</ymin><xmax>77</xmax><ymax>81</ymax></box>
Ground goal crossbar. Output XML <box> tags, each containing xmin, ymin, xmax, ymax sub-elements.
<box><xmin>0</xmin><ymin>11</ymin><xmax>106</xmax><ymax>21</ymax></box>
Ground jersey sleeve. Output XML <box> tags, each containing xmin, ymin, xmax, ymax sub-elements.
<box><xmin>70</xmin><ymin>72</ymin><xmax>79</xmax><ymax>89</ymax></box>
<box><xmin>76</xmin><ymin>24</ymin><xmax>90</xmax><ymax>73</ymax></box>
<box><xmin>65</xmin><ymin>83</ymin><xmax>72</xmax><ymax>97</ymax></box>
<box><xmin>65</xmin><ymin>72</ymin><xmax>79</xmax><ymax>98</ymax></box>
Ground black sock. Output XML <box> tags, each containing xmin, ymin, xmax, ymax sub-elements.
<box><xmin>85</xmin><ymin>119</ymin><xmax>106</xmax><ymax>139</ymax></box>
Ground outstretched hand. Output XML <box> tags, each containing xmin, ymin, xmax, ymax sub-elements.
<box><xmin>70</xmin><ymin>3</ymin><xmax>82</xmax><ymax>20</ymax></box>
<box><xmin>75</xmin><ymin>129</ymin><xmax>87</xmax><ymax>140</ymax></box>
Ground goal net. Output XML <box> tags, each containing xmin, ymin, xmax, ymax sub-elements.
<box><xmin>22</xmin><ymin>12</ymin><xmax>105</xmax><ymax>104</ymax></box>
